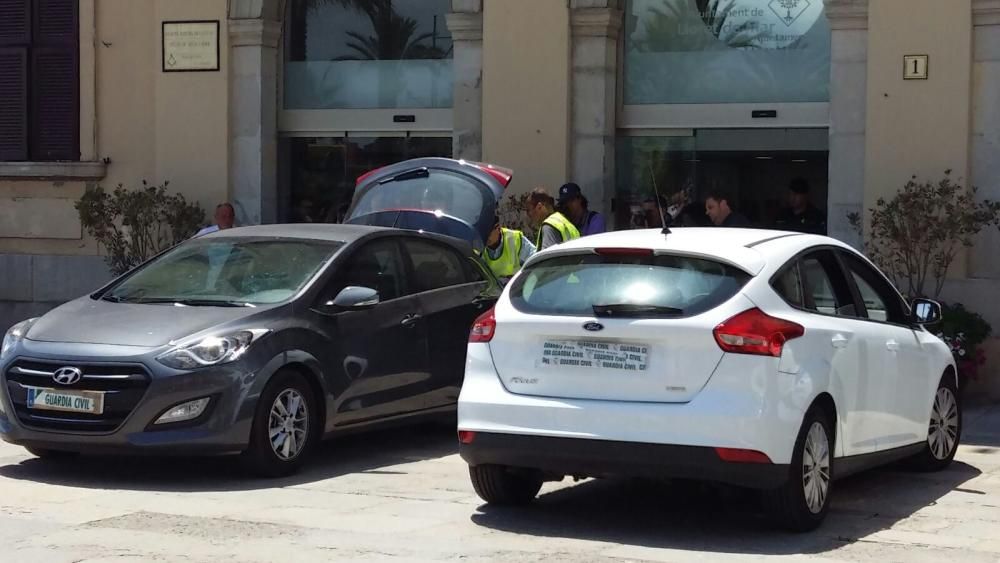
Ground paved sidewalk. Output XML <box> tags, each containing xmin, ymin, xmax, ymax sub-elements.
<box><xmin>0</xmin><ymin>405</ymin><xmax>998</xmax><ymax>562</ymax></box>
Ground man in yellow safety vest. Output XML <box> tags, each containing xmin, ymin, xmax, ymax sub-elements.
<box><xmin>526</xmin><ymin>187</ymin><xmax>581</xmax><ymax>251</ymax></box>
<box><xmin>482</xmin><ymin>216</ymin><xmax>535</xmax><ymax>285</ymax></box>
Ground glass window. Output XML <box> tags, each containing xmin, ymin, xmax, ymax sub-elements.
<box><xmin>104</xmin><ymin>238</ymin><xmax>342</xmax><ymax>305</ymax></box>
<box><xmin>623</xmin><ymin>0</ymin><xmax>831</xmax><ymax>104</ymax></box>
<box><xmin>285</xmin><ymin>0</ymin><xmax>453</xmax><ymax>109</ymax></box>
<box><xmin>329</xmin><ymin>239</ymin><xmax>408</xmax><ymax>301</ymax></box>
<box><xmin>351</xmin><ymin>169</ymin><xmax>489</xmax><ymax>227</ymax></box>
<box><xmin>839</xmin><ymin>251</ymin><xmax>907</xmax><ymax>324</ymax></box>
<box><xmin>772</xmin><ymin>263</ymin><xmax>804</xmax><ymax>307</ymax></box>
<box><xmin>402</xmin><ymin>239</ymin><xmax>467</xmax><ymax>291</ymax></box>
<box><xmin>284</xmin><ymin>136</ymin><xmax>452</xmax><ymax>224</ymax></box>
<box><xmin>799</xmin><ymin>250</ymin><xmax>856</xmax><ymax>317</ymax></box>
<box><xmin>510</xmin><ymin>253</ymin><xmax>750</xmax><ymax>317</ymax></box>
<box><xmin>616</xmin><ymin>130</ymin><xmax>828</xmax><ymax>230</ymax></box>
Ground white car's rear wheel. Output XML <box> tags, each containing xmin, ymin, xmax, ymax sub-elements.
<box><xmin>469</xmin><ymin>464</ymin><xmax>543</xmax><ymax>506</ymax></box>
<box><xmin>763</xmin><ymin>407</ymin><xmax>834</xmax><ymax>532</ymax></box>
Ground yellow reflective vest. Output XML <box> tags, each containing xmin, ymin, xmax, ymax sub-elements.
<box><xmin>536</xmin><ymin>211</ymin><xmax>581</xmax><ymax>249</ymax></box>
<box><xmin>484</xmin><ymin>228</ymin><xmax>525</xmax><ymax>278</ymax></box>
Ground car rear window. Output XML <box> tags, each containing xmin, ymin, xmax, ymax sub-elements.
<box><xmin>509</xmin><ymin>252</ymin><xmax>751</xmax><ymax>318</ymax></box>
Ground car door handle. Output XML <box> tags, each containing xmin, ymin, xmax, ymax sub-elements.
<box><xmin>831</xmin><ymin>334</ymin><xmax>849</xmax><ymax>348</ymax></box>
<box><xmin>886</xmin><ymin>339</ymin><xmax>900</xmax><ymax>352</ymax></box>
<box><xmin>401</xmin><ymin>314</ymin><xmax>422</xmax><ymax>328</ymax></box>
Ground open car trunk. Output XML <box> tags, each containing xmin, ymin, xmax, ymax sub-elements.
<box><xmin>345</xmin><ymin>158</ymin><xmax>512</xmax><ymax>248</ymax></box>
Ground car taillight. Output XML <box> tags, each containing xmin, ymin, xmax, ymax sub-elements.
<box><xmin>458</xmin><ymin>430</ymin><xmax>476</xmax><ymax>444</ymax></box>
<box><xmin>715</xmin><ymin>447</ymin><xmax>772</xmax><ymax>464</ymax></box>
<box><xmin>469</xmin><ymin>308</ymin><xmax>496</xmax><ymax>343</ymax></box>
<box><xmin>713</xmin><ymin>308</ymin><xmax>804</xmax><ymax>357</ymax></box>
<box><xmin>467</xmin><ymin>161</ymin><xmax>514</xmax><ymax>187</ymax></box>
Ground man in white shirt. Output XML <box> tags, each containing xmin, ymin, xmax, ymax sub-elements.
<box><xmin>195</xmin><ymin>203</ymin><xmax>236</xmax><ymax>237</ymax></box>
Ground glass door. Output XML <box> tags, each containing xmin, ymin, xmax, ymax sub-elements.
<box><xmin>616</xmin><ymin>128</ymin><xmax>829</xmax><ymax>230</ymax></box>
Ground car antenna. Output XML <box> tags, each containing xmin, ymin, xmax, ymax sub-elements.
<box><xmin>648</xmin><ymin>162</ymin><xmax>671</xmax><ymax>235</ymax></box>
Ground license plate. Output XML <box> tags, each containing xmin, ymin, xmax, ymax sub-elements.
<box><xmin>539</xmin><ymin>340</ymin><xmax>649</xmax><ymax>372</ymax></box>
<box><xmin>25</xmin><ymin>387</ymin><xmax>105</xmax><ymax>415</ymax></box>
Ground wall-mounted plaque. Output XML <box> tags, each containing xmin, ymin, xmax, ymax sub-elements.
<box><xmin>162</xmin><ymin>21</ymin><xmax>220</xmax><ymax>72</ymax></box>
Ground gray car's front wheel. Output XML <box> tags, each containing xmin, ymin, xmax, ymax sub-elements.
<box><xmin>242</xmin><ymin>369</ymin><xmax>316</xmax><ymax>478</ymax></box>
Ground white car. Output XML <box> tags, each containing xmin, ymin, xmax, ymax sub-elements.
<box><xmin>457</xmin><ymin>228</ymin><xmax>960</xmax><ymax>531</ymax></box>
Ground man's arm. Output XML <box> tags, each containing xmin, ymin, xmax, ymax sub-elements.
<box><xmin>539</xmin><ymin>224</ymin><xmax>563</xmax><ymax>250</ymax></box>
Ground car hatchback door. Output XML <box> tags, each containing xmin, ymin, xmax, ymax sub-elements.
<box><xmin>315</xmin><ymin>237</ymin><xmax>431</xmax><ymax>426</ymax></box>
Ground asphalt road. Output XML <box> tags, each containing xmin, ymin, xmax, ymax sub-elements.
<box><xmin>1</xmin><ymin>405</ymin><xmax>999</xmax><ymax>562</ymax></box>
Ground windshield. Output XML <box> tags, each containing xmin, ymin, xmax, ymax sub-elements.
<box><xmin>351</xmin><ymin>169</ymin><xmax>491</xmax><ymax>226</ymax></box>
<box><xmin>510</xmin><ymin>253</ymin><xmax>750</xmax><ymax>318</ymax></box>
<box><xmin>102</xmin><ymin>238</ymin><xmax>343</xmax><ymax>305</ymax></box>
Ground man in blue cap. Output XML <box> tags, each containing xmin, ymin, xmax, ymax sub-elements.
<box><xmin>558</xmin><ymin>182</ymin><xmax>606</xmax><ymax>236</ymax></box>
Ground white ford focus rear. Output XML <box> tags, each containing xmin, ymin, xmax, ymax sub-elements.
<box><xmin>458</xmin><ymin>228</ymin><xmax>959</xmax><ymax>531</ymax></box>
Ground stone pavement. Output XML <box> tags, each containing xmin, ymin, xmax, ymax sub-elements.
<box><xmin>0</xmin><ymin>405</ymin><xmax>998</xmax><ymax>562</ymax></box>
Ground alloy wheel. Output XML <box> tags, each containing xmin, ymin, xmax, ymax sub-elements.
<box><xmin>928</xmin><ymin>387</ymin><xmax>959</xmax><ymax>460</ymax></box>
<box><xmin>268</xmin><ymin>389</ymin><xmax>309</xmax><ymax>461</ymax></box>
<box><xmin>802</xmin><ymin>421</ymin><xmax>831</xmax><ymax>514</ymax></box>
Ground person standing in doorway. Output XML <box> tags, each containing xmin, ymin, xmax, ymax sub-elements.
<box><xmin>483</xmin><ymin>216</ymin><xmax>535</xmax><ymax>285</ymax></box>
<box><xmin>194</xmin><ymin>203</ymin><xmax>236</xmax><ymax>237</ymax></box>
<box><xmin>705</xmin><ymin>191</ymin><xmax>751</xmax><ymax>227</ymax></box>
<box><xmin>526</xmin><ymin>187</ymin><xmax>581</xmax><ymax>251</ymax></box>
<box><xmin>774</xmin><ymin>178</ymin><xmax>827</xmax><ymax>234</ymax></box>
<box><xmin>557</xmin><ymin>183</ymin><xmax>606</xmax><ymax>236</ymax></box>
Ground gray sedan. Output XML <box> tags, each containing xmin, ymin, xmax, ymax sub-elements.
<box><xmin>0</xmin><ymin>224</ymin><xmax>499</xmax><ymax>476</ymax></box>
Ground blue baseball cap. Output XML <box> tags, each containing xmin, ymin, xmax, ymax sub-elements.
<box><xmin>558</xmin><ymin>183</ymin><xmax>582</xmax><ymax>204</ymax></box>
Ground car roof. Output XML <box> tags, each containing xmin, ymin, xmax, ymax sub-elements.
<box><xmin>529</xmin><ymin>228</ymin><xmax>851</xmax><ymax>274</ymax></box>
<box><xmin>198</xmin><ymin>223</ymin><xmax>391</xmax><ymax>243</ymax></box>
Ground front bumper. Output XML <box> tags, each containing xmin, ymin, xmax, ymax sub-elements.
<box><xmin>460</xmin><ymin>432</ymin><xmax>789</xmax><ymax>489</ymax></box>
<box><xmin>0</xmin><ymin>350</ymin><xmax>257</xmax><ymax>455</ymax></box>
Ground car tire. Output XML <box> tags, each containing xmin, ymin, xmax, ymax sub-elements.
<box><xmin>469</xmin><ymin>464</ymin><xmax>543</xmax><ymax>506</ymax></box>
<box><xmin>241</xmin><ymin>369</ymin><xmax>316</xmax><ymax>478</ymax></box>
<box><xmin>763</xmin><ymin>407</ymin><xmax>834</xmax><ymax>532</ymax></box>
<box><xmin>24</xmin><ymin>446</ymin><xmax>79</xmax><ymax>460</ymax></box>
<box><xmin>909</xmin><ymin>374</ymin><xmax>962</xmax><ymax>472</ymax></box>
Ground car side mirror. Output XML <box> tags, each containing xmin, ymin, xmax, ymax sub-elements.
<box><xmin>911</xmin><ymin>298</ymin><xmax>942</xmax><ymax>326</ymax></box>
<box><xmin>326</xmin><ymin>286</ymin><xmax>379</xmax><ymax>311</ymax></box>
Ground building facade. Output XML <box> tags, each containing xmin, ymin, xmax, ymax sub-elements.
<box><xmin>2</xmin><ymin>0</ymin><xmax>1000</xmax><ymax>390</ymax></box>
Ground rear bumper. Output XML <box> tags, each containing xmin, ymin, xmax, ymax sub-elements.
<box><xmin>460</xmin><ymin>432</ymin><xmax>789</xmax><ymax>490</ymax></box>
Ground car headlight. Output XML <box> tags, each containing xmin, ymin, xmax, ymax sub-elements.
<box><xmin>1</xmin><ymin>318</ymin><xmax>38</xmax><ymax>361</ymax></box>
<box><xmin>156</xmin><ymin>329</ymin><xmax>270</xmax><ymax>370</ymax></box>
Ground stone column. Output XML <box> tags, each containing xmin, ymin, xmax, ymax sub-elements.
<box><xmin>825</xmin><ymin>0</ymin><xmax>869</xmax><ymax>249</ymax></box>
<box><xmin>569</xmin><ymin>0</ymin><xmax>623</xmax><ymax>223</ymax></box>
<box><xmin>228</xmin><ymin>13</ymin><xmax>281</xmax><ymax>226</ymax></box>
<box><xmin>447</xmin><ymin>1</ymin><xmax>484</xmax><ymax>161</ymax></box>
<box><xmin>971</xmin><ymin>0</ymin><xmax>1000</xmax><ymax>278</ymax></box>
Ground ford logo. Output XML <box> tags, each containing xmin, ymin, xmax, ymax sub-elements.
<box><xmin>52</xmin><ymin>367</ymin><xmax>83</xmax><ymax>386</ymax></box>
<box><xmin>583</xmin><ymin>322</ymin><xmax>604</xmax><ymax>332</ymax></box>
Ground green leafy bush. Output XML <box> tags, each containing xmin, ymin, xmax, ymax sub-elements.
<box><xmin>847</xmin><ymin>171</ymin><xmax>1000</xmax><ymax>299</ymax></box>
<box><xmin>76</xmin><ymin>181</ymin><xmax>205</xmax><ymax>276</ymax></box>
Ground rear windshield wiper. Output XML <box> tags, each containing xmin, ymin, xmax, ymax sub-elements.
<box><xmin>380</xmin><ymin>167</ymin><xmax>430</xmax><ymax>184</ymax></box>
<box><xmin>592</xmin><ymin>303</ymin><xmax>684</xmax><ymax>318</ymax></box>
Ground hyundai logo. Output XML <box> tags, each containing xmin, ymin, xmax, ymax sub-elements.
<box><xmin>583</xmin><ymin>322</ymin><xmax>604</xmax><ymax>332</ymax></box>
<box><xmin>52</xmin><ymin>367</ymin><xmax>83</xmax><ymax>386</ymax></box>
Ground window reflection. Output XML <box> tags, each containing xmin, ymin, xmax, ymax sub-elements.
<box><xmin>285</xmin><ymin>0</ymin><xmax>454</xmax><ymax>109</ymax></box>
<box><xmin>624</xmin><ymin>0</ymin><xmax>831</xmax><ymax>104</ymax></box>
<box><xmin>284</xmin><ymin>136</ymin><xmax>452</xmax><ymax>224</ymax></box>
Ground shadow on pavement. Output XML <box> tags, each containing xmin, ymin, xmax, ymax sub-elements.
<box><xmin>0</xmin><ymin>422</ymin><xmax>458</xmax><ymax>493</ymax></box>
<box><xmin>470</xmin><ymin>461</ymin><xmax>981</xmax><ymax>556</ymax></box>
